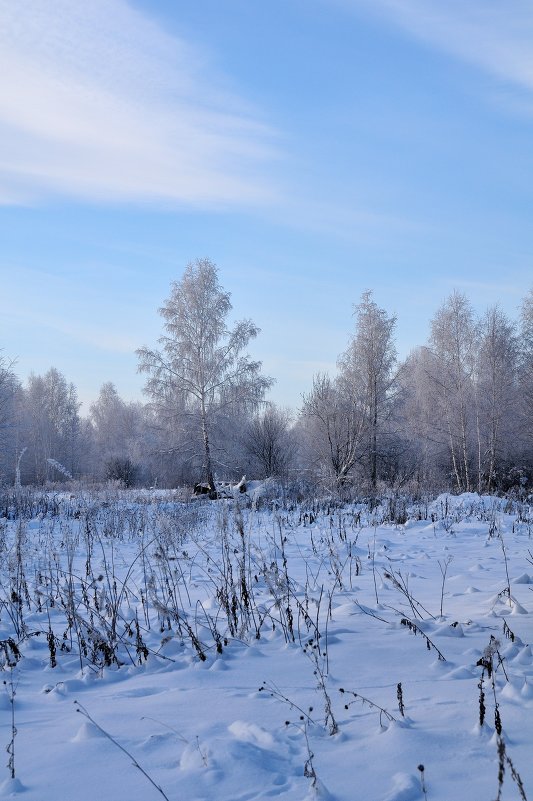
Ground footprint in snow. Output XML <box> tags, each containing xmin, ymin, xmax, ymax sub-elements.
<box><xmin>112</xmin><ymin>685</ymin><xmax>165</xmax><ymax>698</ymax></box>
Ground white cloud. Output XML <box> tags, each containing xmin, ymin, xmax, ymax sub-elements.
<box><xmin>0</xmin><ymin>0</ymin><xmax>278</xmax><ymax>207</ymax></box>
<box><xmin>345</xmin><ymin>1</ymin><xmax>533</xmax><ymax>95</ymax></box>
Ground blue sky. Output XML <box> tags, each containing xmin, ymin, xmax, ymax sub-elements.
<box><xmin>2</xmin><ymin>0</ymin><xmax>533</xmax><ymax>412</ymax></box>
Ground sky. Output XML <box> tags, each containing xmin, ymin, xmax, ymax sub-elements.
<box><xmin>2</xmin><ymin>0</ymin><xmax>533</xmax><ymax>413</ymax></box>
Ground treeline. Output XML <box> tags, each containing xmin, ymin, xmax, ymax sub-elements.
<box><xmin>1</xmin><ymin>261</ymin><xmax>532</xmax><ymax>494</ymax></box>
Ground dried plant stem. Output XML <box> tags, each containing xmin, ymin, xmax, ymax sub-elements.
<box><xmin>74</xmin><ymin>701</ymin><xmax>170</xmax><ymax>801</ymax></box>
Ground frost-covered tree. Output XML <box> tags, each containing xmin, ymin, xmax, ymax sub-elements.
<box><xmin>426</xmin><ymin>291</ymin><xmax>478</xmax><ymax>492</ymax></box>
<box><xmin>137</xmin><ymin>259</ymin><xmax>273</xmax><ymax>489</ymax></box>
<box><xmin>302</xmin><ymin>372</ymin><xmax>367</xmax><ymax>489</ymax></box>
<box><xmin>340</xmin><ymin>291</ymin><xmax>397</xmax><ymax>489</ymax></box>
<box><xmin>0</xmin><ymin>353</ymin><xmax>16</xmax><ymax>426</ymax></box>
<box><xmin>519</xmin><ymin>287</ymin><xmax>533</xmax><ymax>453</ymax></box>
<box><xmin>0</xmin><ymin>354</ymin><xmax>20</xmax><ymax>483</ymax></box>
<box><xmin>243</xmin><ymin>405</ymin><xmax>294</xmax><ymax>479</ymax></box>
<box><xmin>89</xmin><ymin>382</ymin><xmax>144</xmax><ymax>480</ymax></box>
<box><xmin>301</xmin><ymin>292</ymin><xmax>397</xmax><ymax>491</ymax></box>
<box><xmin>397</xmin><ymin>301</ymin><xmax>524</xmax><ymax>493</ymax></box>
<box><xmin>475</xmin><ymin>306</ymin><xmax>518</xmax><ymax>493</ymax></box>
<box><xmin>23</xmin><ymin>368</ymin><xmax>81</xmax><ymax>483</ymax></box>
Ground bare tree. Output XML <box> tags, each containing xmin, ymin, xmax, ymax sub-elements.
<box><xmin>137</xmin><ymin>258</ymin><xmax>273</xmax><ymax>490</ymax></box>
<box><xmin>301</xmin><ymin>292</ymin><xmax>396</xmax><ymax>491</ymax></box>
<box><xmin>301</xmin><ymin>373</ymin><xmax>366</xmax><ymax>489</ymax></box>
<box><xmin>243</xmin><ymin>405</ymin><xmax>294</xmax><ymax>479</ymax></box>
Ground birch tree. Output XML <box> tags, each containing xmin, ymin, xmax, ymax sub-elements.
<box><xmin>24</xmin><ymin>368</ymin><xmax>81</xmax><ymax>483</ymax></box>
<box><xmin>0</xmin><ymin>354</ymin><xmax>20</xmax><ymax>482</ymax></box>
<box><xmin>345</xmin><ymin>291</ymin><xmax>397</xmax><ymax>488</ymax></box>
<box><xmin>243</xmin><ymin>405</ymin><xmax>294</xmax><ymax>479</ymax></box>
<box><xmin>301</xmin><ymin>291</ymin><xmax>396</xmax><ymax>490</ymax></box>
<box><xmin>428</xmin><ymin>291</ymin><xmax>477</xmax><ymax>492</ymax></box>
<box><xmin>302</xmin><ymin>372</ymin><xmax>366</xmax><ymax>488</ymax></box>
<box><xmin>395</xmin><ymin>347</ymin><xmax>443</xmax><ymax>490</ymax></box>
<box><xmin>137</xmin><ymin>258</ymin><xmax>273</xmax><ymax>490</ymax></box>
<box><xmin>475</xmin><ymin>306</ymin><xmax>518</xmax><ymax>492</ymax></box>
<box><xmin>519</xmin><ymin>287</ymin><xmax>533</xmax><ymax>450</ymax></box>
<box><xmin>89</xmin><ymin>382</ymin><xmax>144</xmax><ymax>480</ymax></box>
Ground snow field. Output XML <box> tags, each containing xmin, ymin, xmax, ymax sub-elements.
<box><xmin>0</xmin><ymin>491</ymin><xmax>532</xmax><ymax>800</ymax></box>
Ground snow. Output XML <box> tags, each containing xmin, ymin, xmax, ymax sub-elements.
<box><xmin>0</xmin><ymin>490</ymin><xmax>532</xmax><ymax>800</ymax></box>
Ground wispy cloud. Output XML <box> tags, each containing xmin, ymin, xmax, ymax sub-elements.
<box><xmin>273</xmin><ymin>195</ymin><xmax>428</xmax><ymax>244</ymax></box>
<box><xmin>344</xmin><ymin>1</ymin><xmax>533</xmax><ymax>96</ymax></box>
<box><xmin>444</xmin><ymin>278</ymin><xmax>525</xmax><ymax>298</ymax></box>
<box><xmin>4</xmin><ymin>300</ymin><xmax>140</xmax><ymax>355</ymax></box>
<box><xmin>0</xmin><ymin>0</ymin><xmax>278</xmax><ymax>207</ymax></box>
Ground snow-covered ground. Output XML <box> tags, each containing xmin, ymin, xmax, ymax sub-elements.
<box><xmin>0</xmin><ymin>490</ymin><xmax>532</xmax><ymax>800</ymax></box>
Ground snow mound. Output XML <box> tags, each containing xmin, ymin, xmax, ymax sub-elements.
<box><xmin>228</xmin><ymin>721</ymin><xmax>275</xmax><ymax>748</ymax></box>
<box><xmin>0</xmin><ymin>778</ymin><xmax>25</xmax><ymax>797</ymax></box>
<box><xmin>512</xmin><ymin>573</ymin><xmax>532</xmax><ymax>584</ymax></box>
<box><xmin>383</xmin><ymin>772</ymin><xmax>421</xmax><ymax>801</ymax></box>
<box><xmin>71</xmin><ymin>721</ymin><xmax>106</xmax><ymax>742</ymax></box>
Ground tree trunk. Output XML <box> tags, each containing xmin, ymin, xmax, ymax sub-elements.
<box><xmin>371</xmin><ymin>380</ymin><xmax>378</xmax><ymax>490</ymax></box>
<box><xmin>200</xmin><ymin>400</ymin><xmax>215</xmax><ymax>491</ymax></box>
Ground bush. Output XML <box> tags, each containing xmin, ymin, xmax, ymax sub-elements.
<box><xmin>104</xmin><ymin>457</ymin><xmax>138</xmax><ymax>488</ymax></box>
